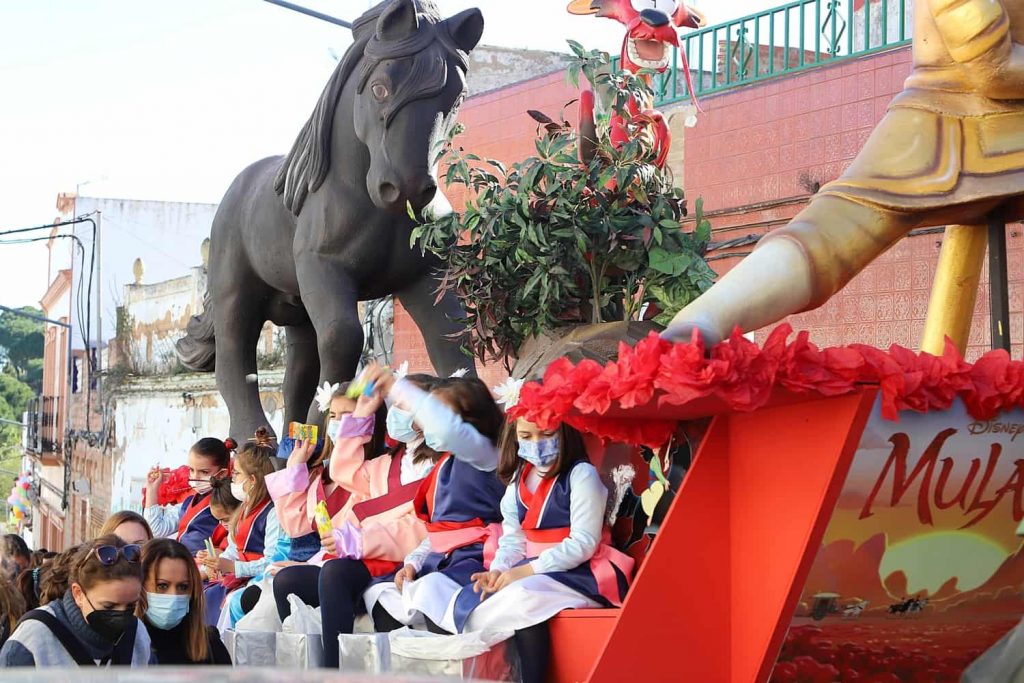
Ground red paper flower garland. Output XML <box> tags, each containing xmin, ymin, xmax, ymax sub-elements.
<box><xmin>508</xmin><ymin>324</ymin><xmax>1024</xmax><ymax>447</ymax></box>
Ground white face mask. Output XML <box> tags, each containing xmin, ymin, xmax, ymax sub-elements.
<box><xmin>326</xmin><ymin>419</ymin><xmax>343</xmax><ymax>443</ymax></box>
<box><xmin>230</xmin><ymin>480</ymin><xmax>248</xmax><ymax>502</ymax></box>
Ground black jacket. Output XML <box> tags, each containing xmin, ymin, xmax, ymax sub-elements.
<box><xmin>145</xmin><ymin>619</ymin><xmax>230</xmax><ymax>665</ymax></box>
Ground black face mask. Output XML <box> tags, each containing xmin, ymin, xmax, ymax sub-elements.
<box><xmin>86</xmin><ymin>608</ymin><xmax>134</xmax><ymax>643</ymax></box>
<box><xmin>82</xmin><ymin>593</ymin><xmax>134</xmax><ymax>644</ymax></box>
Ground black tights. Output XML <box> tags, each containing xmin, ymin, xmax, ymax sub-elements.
<box><xmin>370</xmin><ymin>603</ymin><xmax>449</xmax><ymax>635</ymax></box>
<box><xmin>515</xmin><ymin>621</ymin><xmax>551</xmax><ymax>683</ymax></box>
<box><xmin>273</xmin><ymin>560</ymin><xmax>372</xmax><ymax>668</ymax></box>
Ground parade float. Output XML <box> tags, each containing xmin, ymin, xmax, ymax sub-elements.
<box><xmin>176</xmin><ymin>0</ymin><xmax>1024</xmax><ymax>678</ymax></box>
<box><xmin>415</xmin><ymin>0</ymin><xmax>1024</xmax><ymax>681</ymax></box>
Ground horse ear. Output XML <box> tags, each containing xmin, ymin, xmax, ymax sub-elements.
<box><xmin>376</xmin><ymin>0</ymin><xmax>419</xmax><ymax>42</ymax></box>
<box><xmin>444</xmin><ymin>8</ymin><xmax>484</xmax><ymax>54</ymax></box>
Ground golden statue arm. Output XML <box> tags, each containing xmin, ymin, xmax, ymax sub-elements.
<box><xmin>929</xmin><ymin>0</ymin><xmax>1024</xmax><ymax>98</ymax></box>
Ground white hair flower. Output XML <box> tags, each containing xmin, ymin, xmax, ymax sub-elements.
<box><xmin>314</xmin><ymin>381</ymin><xmax>340</xmax><ymax>413</ymax></box>
<box><xmin>493</xmin><ymin>377</ymin><xmax>525</xmax><ymax>409</ymax></box>
<box><xmin>449</xmin><ymin>368</ymin><xmax>469</xmax><ymax>378</ymax></box>
<box><xmin>394</xmin><ymin>361</ymin><xmax>410</xmax><ymax>380</ymax></box>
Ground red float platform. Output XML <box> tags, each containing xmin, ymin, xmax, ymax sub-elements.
<box><xmin>548</xmin><ymin>390</ymin><xmax>878</xmax><ymax>683</ymax></box>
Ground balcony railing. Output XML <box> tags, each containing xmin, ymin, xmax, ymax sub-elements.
<box><xmin>614</xmin><ymin>0</ymin><xmax>913</xmax><ymax>107</ymax></box>
<box><xmin>25</xmin><ymin>396</ymin><xmax>60</xmax><ymax>456</ymax></box>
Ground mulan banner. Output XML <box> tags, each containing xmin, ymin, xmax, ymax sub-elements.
<box><xmin>773</xmin><ymin>397</ymin><xmax>1024</xmax><ymax>683</ymax></box>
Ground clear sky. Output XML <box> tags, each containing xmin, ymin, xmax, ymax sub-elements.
<box><xmin>0</xmin><ymin>0</ymin><xmax>773</xmax><ymax>309</ymax></box>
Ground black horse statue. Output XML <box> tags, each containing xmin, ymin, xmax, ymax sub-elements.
<box><xmin>177</xmin><ymin>0</ymin><xmax>482</xmax><ymax>440</ymax></box>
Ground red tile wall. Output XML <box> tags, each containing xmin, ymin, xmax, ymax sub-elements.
<box><xmin>683</xmin><ymin>46</ymin><xmax>1023</xmax><ymax>361</ymax></box>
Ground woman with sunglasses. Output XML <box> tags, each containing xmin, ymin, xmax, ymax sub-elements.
<box><xmin>140</xmin><ymin>539</ymin><xmax>230</xmax><ymax>665</ymax></box>
<box><xmin>0</xmin><ymin>535</ymin><xmax>152</xmax><ymax>667</ymax></box>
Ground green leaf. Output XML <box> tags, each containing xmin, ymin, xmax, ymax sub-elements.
<box><xmin>648</xmin><ymin>248</ymin><xmax>693</xmax><ymax>276</ymax></box>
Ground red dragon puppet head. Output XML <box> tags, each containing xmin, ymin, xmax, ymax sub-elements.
<box><xmin>568</xmin><ymin>0</ymin><xmax>705</xmax><ymax>73</ymax></box>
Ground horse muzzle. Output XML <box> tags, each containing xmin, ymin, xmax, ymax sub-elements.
<box><xmin>375</xmin><ymin>178</ymin><xmax>438</xmax><ymax>213</ymax></box>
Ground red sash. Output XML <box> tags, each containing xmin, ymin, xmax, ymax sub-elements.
<box><xmin>352</xmin><ymin>449</ymin><xmax>421</xmax><ymax>522</ymax></box>
<box><xmin>322</xmin><ymin>451</ymin><xmax>419</xmax><ymax>577</ymax></box>
<box><xmin>235</xmin><ymin>498</ymin><xmax>272</xmax><ymax>562</ymax></box>
<box><xmin>177</xmin><ymin>493</ymin><xmax>211</xmax><ymax>539</ymax></box>
<box><xmin>518</xmin><ymin>464</ymin><xmax>634</xmax><ymax>607</ymax></box>
<box><xmin>212</xmin><ymin>524</ymin><xmax>228</xmax><ymax>550</ymax></box>
<box><xmin>413</xmin><ymin>454</ymin><xmax>500</xmax><ymax>565</ymax></box>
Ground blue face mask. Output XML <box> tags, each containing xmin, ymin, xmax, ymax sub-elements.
<box><xmin>146</xmin><ymin>592</ymin><xmax>190</xmax><ymax>631</ymax></box>
<box><xmin>518</xmin><ymin>436</ymin><xmax>560</xmax><ymax>468</ymax></box>
<box><xmin>386</xmin><ymin>408</ymin><xmax>418</xmax><ymax>443</ymax></box>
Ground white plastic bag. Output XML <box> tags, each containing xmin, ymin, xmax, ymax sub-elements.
<box><xmin>235</xmin><ymin>576</ymin><xmax>281</xmax><ymax>633</ymax></box>
<box><xmin>338</xmin><ymin>632</ymin><xmax>391</xmax><ymax>673</ymax></box>
<box><xmin>224</xmin><ymin>629</ymin><xmax>277</xmax><ymax>666</ymax></box>
<box><xmin>281</xmin><ymin>594</ymin><xmax>322</xmax><ymax>635</ymax></box>
<box><xmin>387</xmin><ymin>627</ymin><xmax>512</xmax><ymax>660</ymax></box>
<box><xmin>276</xmin><ymin>632</ymin><xmax>324</xmax><ymax>669</ymax></box>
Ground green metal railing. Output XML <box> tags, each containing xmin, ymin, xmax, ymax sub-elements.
<box><xmin>615</xmin><ymin>0</ymin><xmax>913</xmax><ymax>107</ymax></box>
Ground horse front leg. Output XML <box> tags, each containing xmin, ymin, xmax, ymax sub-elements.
<box><xmin>283</xmin><ymin>322</ymin><xmax>322</xmax><ymax>426</ymax></box>
<box><xmin>396</xmin><ymin>271</ymin><xmax>475</xmax><ymax>377</ymax></box>
<box><xmin>213</xmin><ymin>288</ymin><xmax>270</xmax><ymax>442</ymax></box>
<box><xmin>295</xmin><ymin>259</ymin><xmax>365</xmax><ymax>400</ymax></box>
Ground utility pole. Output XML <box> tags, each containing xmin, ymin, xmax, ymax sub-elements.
<box><xmin>95</xmin><ymin>210</ymin><xmax>102</xmax><ymax>407</ymax></box>
<box><xmin>262</xmin><ymin>0</ymin><xmax>352</xmax><ymax>27</ymax></box>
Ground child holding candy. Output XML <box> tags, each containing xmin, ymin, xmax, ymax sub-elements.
<box><xmin>267</xmin><ymin>369</ymin><xmax>438</xmax><ymax>668</ymax></box>
<box><xmin>145</xmin><ymin>437</ymin><xmax>234</xmax><ymax>555</ymax></box>
<box><xmin>197</xmin><ymin>428</ymin><xmax>282</xmax><ymax>625</ymax></box>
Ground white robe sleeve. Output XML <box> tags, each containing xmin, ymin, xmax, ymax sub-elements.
<box><xmin>403</xmin><ymin>537</ymin><xmax>432</xmax><ymax>572</ymax></box>
<box><xmin>529</xmin><ymin>464</ymin><xmax>606</xmax><ymax>575</ymax></box>
<box><xmin>489</xmin><ymin>483</ymin><xmax>526</xmax><ymax>574</ymax></box>
<box><xmin>143</xmin><ymin>503</ymin><xmax>181</xmax><ymax>539</ymax></box>
<box><xmin>389</xmin><ymin>379</ymin><xmax>500</xmax><ymax>472</ymax></box>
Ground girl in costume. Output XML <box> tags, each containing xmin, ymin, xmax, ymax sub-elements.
<box><xmin>364</xmin><ymin>371</ymin><xmax>505</xmax><ymax>635</ymax></box>
<box><xmin>145</xmin><ymin>437</ymin><xmax>234</xmax><ymax>555</ymax></box>
<box><xmin>207</xmin><ymin>476</ymin><xmax>241</xmax><ymax>553</ymax></box>
<box><xmin>271</xmin><ymin>381</ymin><xmax>388</xmax><ymax>564</ymax></box>
<box><xmin>197</xmin><ymin>427</ymin><xmax>283</xmax><ymax>625</ymax></box>
<box><xmin>268</xmin><ymin>369</ymin><xmax>439</xmax><ymax>668</ymax></box>
<box><xmin>461</xmin><ymin>417</ymin><xmax>634</xmax><ymax>683</ymax></box>
<box><xmin>0</xmin><ymin>536</ymin><xmax>151</xmax><ymax>667</ymax></box>
<box><xmin>141</xmin><ymin>539</ymin><xmax>230</xmax><ymax>665</ymax></box>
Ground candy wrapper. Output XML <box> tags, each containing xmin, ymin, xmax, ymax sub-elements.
<box><xmin>314</xmin><ymin>501</ymin><xmax>333</xmax><ymax>537</ymax></box>
<box><xmin>288</xmin><ymin>422</ymin><xmax>319</xmax><ymax>443</ymax></box>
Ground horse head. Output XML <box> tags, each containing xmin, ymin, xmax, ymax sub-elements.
<box><xmin>354</xmin><ymin>0</ymin><xmax>483</xmax><ymax>213</ymax></box>
<box><xmin>568</xmin><ymin>0</ymin><xmax>705</xmax><ymax>73</ymax></box>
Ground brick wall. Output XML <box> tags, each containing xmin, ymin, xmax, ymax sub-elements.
<box><xmin>392</xmin><ymin>72</ymin><xmax>579</xmax><ymax>387</ymax></box>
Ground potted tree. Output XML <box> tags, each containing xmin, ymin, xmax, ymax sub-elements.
<box><xmin>412</xmin><ymin>44</ymin><xmax>715</xmax><ymax>378</ymax></box>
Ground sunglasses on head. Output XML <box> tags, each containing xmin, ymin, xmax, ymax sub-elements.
<box><xmin>89</xmin><ymin>544</ymin><xmax>141</xmax><ymax>565</ymax></box>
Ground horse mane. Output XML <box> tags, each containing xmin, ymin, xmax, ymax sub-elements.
<box><xmin>274</xmin><ymin>0</ymin><xmax>462</xmax><ymax>216</ymax></box>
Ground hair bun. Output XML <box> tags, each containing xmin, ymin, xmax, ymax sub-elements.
<box><xmin>223</xmin><ymin>437</ymin><xmax>238</xmax><ymax>451</ymax></box>
<box><xmin>252</xmin><ymin>426</ymin><xmax>273</xmax><ymax>447</ymax></box>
